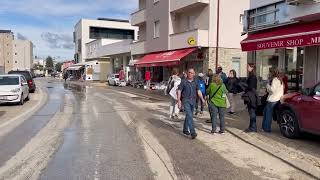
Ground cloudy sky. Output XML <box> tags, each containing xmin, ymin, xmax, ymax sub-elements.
<box><xmin>0</xmin><ymin>0</ymin><xmax>137</xmax><ymax>61</ymax></box>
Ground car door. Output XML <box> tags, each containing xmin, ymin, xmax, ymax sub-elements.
<box><xmin>21</xmin><ymin>76</ymin><xmax>28</xmax><ymax>98</ymax></box>
<box><xmin>299</xmin><ymin>83</ymin><xmax>320</xmax><ymax>132</ymax></box>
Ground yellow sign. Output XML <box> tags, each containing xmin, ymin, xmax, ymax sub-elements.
<box><xmin>188</xmin><ymin>37</ymin><xmax>196</xmax><ymax>45</ymax></box>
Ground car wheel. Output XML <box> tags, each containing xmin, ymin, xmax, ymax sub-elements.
<box><xmin>279</xmin><ymin>110</ymin><xmax>300</xmax><ymax>139</ymax></box>
<box><xmin>19</xmin><ymin>94</ymin><xmax>24</xmax><ymax>105</ymax></box>
<box><xmin>108</xmin><ymin>81</ymin><xmax>111</xmax><ymax>86</ymax></box>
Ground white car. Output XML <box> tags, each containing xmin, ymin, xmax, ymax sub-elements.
<box><xmin>107</xmin><ymin>74</ymin><xmax>120</xmax><ymax>86</ymax></box>
<box><xmin>0</xmin><ymin>75</ymin><xmax>30</xmax><ymax>105</ymax></box>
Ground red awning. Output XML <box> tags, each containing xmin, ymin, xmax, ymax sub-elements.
<box><xmin>135</xmin><ymin>48</ymin><xmax>196</xmax><ymax>67</ymax></box>
<box><xmin>241</xmin><ymin>20</ymin><xmax>320</xmax><ymax>51</ymax></box>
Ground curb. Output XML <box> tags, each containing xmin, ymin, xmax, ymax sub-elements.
<box><xmin>0</xmin><ymin>82</ymin><xmax>49</xmax><ymax>136</ymax></box>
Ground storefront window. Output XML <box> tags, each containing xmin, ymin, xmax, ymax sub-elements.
<box><xmin>285</xmin><ymin>47</ymin><xmax>304</xmax><ymax>92</ymax></box>
<box><xmin>255</xmin><ymin>49</ymin><xmax>280</xmax><ymax>94</ymax></box>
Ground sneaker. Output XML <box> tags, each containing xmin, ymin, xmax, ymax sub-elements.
<box><xmin>210</xmin><ymin>130</ymin><xmax>216</xmax><ymax>134</ymax></box>
<box><xmin>228</xmin><ymin>112</ymin><xmax>235</xmax><ymax>115</ymax></box>
<box><xmin>218</xmin><ymin>131</ymin><xmax>225</xmax><ymax>134</ymax></box>
<box><xmin>191</xmin><ymin>133</ymin><xmax>197</xmax><ymax>139</ymax></box>
<box><xmin>206</xmin><ymin>120</ymin><xmax>212</xmax><ymax>123</ymax></box>
<box><xmin>183</xmin><ymin>131</ymin><xmax>190</xmax><ymax>136</ymax></box>
<box><xmin>169</xmin><ymin>115</ymin><xmax>173</xmax><ymax>119</ymax></box>
<box><xmin>244</xmin><ymin>128</ymin><xmax>257</xmax><ymax>133</ymax></box>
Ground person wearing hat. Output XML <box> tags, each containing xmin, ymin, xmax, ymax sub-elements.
<box><xmin>195</xmin><ymin>73</ymin><xmax>206</xmax><ymax>115</ymax></box>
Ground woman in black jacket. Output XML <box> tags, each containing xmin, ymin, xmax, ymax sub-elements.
<box><xmin>226</xmin><ymin>69</ymin><xmax>239</xmax><ymax>114</ymax></box>
<box><xmin>245</xmin><ymin>63</ymin><xmax>258</xmax><ymax>133</ymax></box>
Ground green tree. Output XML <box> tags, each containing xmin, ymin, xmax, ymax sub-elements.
<box><xmin>55</xmin><ymin>62</ymin><xmax>63</xmax><ymax>72</ymax></box>
<box><xmin>45</xmin><ymin>56</ymin><xmax>54</xmax><ymax>73</ymax></box>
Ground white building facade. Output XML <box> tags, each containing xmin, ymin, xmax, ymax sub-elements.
<box><xmin>74</xmin><ymin>18</ymin><xmax>138</xmax><ymax>64</ymax></box>
<box><xmin>12</xmin><ymin>40</ymin><xmax>33</xmax><ymax>71</ymax></box>
<box><xmin>131</xmin><ymin>0</ymin><xmax>250</xmax><ymax>83</ymax></box>
<box><xmin>241</xmin><ymin>0</ymin><xmax>320</xmax><ymax>94</ymax></box>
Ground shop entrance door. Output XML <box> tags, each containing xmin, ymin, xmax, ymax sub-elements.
<box><xmin>285</xmin><ymin>47</ymin><xmax>304</xmax><ymax>92</ymax></box>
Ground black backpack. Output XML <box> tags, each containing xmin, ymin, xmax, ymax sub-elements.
<box><xmin>166</xmin><ymin>77</ymin><xmax>175</xmax><ymax>95</ymax></box>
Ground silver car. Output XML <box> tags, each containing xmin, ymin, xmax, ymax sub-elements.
<box><xmin>0</xmin><ymin>74</ymin><xmax>30</xmax><ymax>105</ymax></box>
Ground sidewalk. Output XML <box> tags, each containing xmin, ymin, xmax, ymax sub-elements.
<box><xmin>107</xmin><ymin>84</ymin><xmax>320</xmax><ymax>179</ymax></box>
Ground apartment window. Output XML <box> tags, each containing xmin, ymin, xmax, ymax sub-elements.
<box><xmin>188</xmin><ymin>16</ymin><xmax>196</xmax><ymax>30</ymax></box>
<box><xmin>154</xmin><ymin>20</ymin><xmax>160</xmax><ymax>38</ymax></box>
<box><xmin>15</xmin><ymin>53</ymin><xmax>17</xmax><ymax>55</ymax></box>
<box><xmin>89</xmin><ymin>27</ymin><xmax>134</xmax><ymax>40</ymax></box>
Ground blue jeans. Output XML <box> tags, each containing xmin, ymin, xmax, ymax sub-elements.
<box><xmin>262</xmin><ymin>101</ymin><xmax>278</xmax><ymax>132</ymax></box>
<box><xmin>208</xmin><ymin>102</ymin><xmax>225</xmax><ymax>132</ymax></box>
<box><xmin>248</xmin><ymin>107</ymin><xmax>257</xmax><ymax>131</ymax></box>
<box><xmin>183</xmin><ymin>100</ymin><xmax>196</xmax><ymax>135</ymax></box>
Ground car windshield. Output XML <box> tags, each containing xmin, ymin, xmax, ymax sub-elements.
<box><xmin>0</xmin><ymin>76</ymin><xmax>19</xmax><ymax>85</ymax></box>
<box><xmin>8</xmin><ymin>71</ymin><xmax>32</xmax><ymax>81</ymax></box>
<box><xmin>115</xmin><ymin>75</ymin><xmax>119</xmax><ymax>78</ymax></box>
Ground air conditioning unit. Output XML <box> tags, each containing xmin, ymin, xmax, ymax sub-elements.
<box><xmin>286</xmin><ymin>0</ymin><xmax>318</xmax><ymax>5</ymax></box>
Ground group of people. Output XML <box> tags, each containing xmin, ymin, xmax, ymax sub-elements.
<box><xmin>167</xmin><ymin>64</ymin><xmax>285</xmax><ymax>139</ymax></box>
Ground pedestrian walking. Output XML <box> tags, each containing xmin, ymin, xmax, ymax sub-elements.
<box><xmin>262</xmin><ymin>69</ymin><xmax>284</xmax><ymax>133</ymax></box>
<box><xmin>167</xmin><ymin>68</ymin><xmax>181</xmax><ymax>119</ymax></box>
<box><xmin>177</xmin><ymin>68</ymin><xmax>205</xmax><ymax>139</ymax></box>
<box><xmin>195</xmin><ymin>73</ymin><xmax>206</xmax><ymax>116</ymax></box>
<box><xmin>145</xmin><ymin>69</ymin><xmax>151</xmax><ymax>90</ymax></box>
<box><xmin>216</xmin><ymin>65</ymin><xmax>228</xmax><ymax>84</ymax></box>
<box><xmin>63</xmin><ymin>71</ymin><xmax>68</xmax><ymax>82</ymax></box>
<box><xmin>207</xmin><ymin>74</ymin><xmax>228</xmax><ymax>134</ymax></box>
<box><xmin>226</xmin><ymin>69</ymin><xmax>240</xmax><ymax>114</ymax></box>
<box><xmin>205</xmin><ymin>69</ymin><xmax>214</xmax><ymax>123</ymax></box>
<box><xmin>242</xmin><ymin>64</ymin><xmax>261</xmax><ymax>133</ymax></box>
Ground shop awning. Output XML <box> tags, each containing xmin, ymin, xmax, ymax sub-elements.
<box><xmin>241</xmin><ymin>20</ymin><xmax>320</xmax><ymax>51</ymax></box>
<box><xmin>67</xmin><ymin>65</ymin><xmax>83</xmax><ymax>71</ymax></box>
<box><xmin>135</xmin><ymin>48</ymin><xmax>196</xmax><ymax>67</ymax></box>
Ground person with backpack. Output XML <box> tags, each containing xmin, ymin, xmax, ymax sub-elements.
<box><xmin>167</xmin><ymin>68</ymin><xmax>181</xmax><ymax>119</ymax></box>
<box><xmin>195</xmin><ymin>73</ymin><xmax>206</xmax><ymax>116</ymax></box>
<box><xmin>177</xmin><ymin>68</ymin><xmax>205</xmax><ymax>139</ymax></box>
<box><xmin>207</xmin><ymin>74</ymin><xmax>228</xmax><ymax>134</ymax></box>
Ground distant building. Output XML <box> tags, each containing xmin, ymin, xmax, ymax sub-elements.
<box><xmin>0</xmin><ymin>30</ymin><xmax>14</xmax><ymax>73</ymax></box>
<box><xmin>74</xmin><ymin>18</ymin><xmax>138</xmax><ymax>64</ymax></box>
<box><xmin>12</xmin><ymin>40</ymin><xmax>33</xmax><ymax>71</ymax></box>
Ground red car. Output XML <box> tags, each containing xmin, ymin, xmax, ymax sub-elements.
<box><xmin>278</xmin><ymin>83</ymin><xmax>320</xmax><ymax>139</ymax></box>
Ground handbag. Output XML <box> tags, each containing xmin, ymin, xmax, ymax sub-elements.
<box><xmin>226</xmin><ymin>96</ymin><xmax>231</xmax><ymax>108</ymax></box>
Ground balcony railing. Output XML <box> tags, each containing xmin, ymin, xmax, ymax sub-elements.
<box><xmin>131</xmin><ymin>41</ymin><xmax>146</xmax><ymax>55</ymax></box>
<box><xmin>131</xmin><ymin>8</ymin><xmax>146</xmax><ymax>26</ymax></box>
<box><xmin>169</xmin><ymin>29</ymin><xmax>208</xmax><ymax>50</ymax></box>
<box><xmin>170</xmin><ymin>0</ymin><xmax>209</xmax><ymax>12</ymax></box>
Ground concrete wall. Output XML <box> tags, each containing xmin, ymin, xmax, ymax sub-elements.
<box><xmin>145</xmin><ymin>0</ymin><xmax>170</xmax><ymax>53</ymax></box>
<box><xmin>12</xmin><ymin>40</ymin><xmax>33</xmax><ymax>71</ymax></box>
<box><xmin>219</xmin><ymin>0</ymin><xmax>249</xmax><ymax>49</ymax></box>
<box><xmin>250</xmin><ymin>0</ymin><xmax>282</xmax><ymax>9</ymax></box>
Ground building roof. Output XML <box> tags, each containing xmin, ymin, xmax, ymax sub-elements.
<box><xmin>96</xmin><ymin>18</ymin><xmax>129</xmax><ymax>23</ymax></box>
<box><xmin>0</xmin><ymin>30</ymin><xmax>12</xmax><ymax>33</ymax></box>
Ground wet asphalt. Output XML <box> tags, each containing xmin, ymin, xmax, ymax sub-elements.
<box><xmin>1</xmin><ymin>79</ymin><xmax>262</xmax><ymax>180</ymax></box>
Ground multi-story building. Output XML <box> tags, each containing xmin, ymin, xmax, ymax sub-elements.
<box><xmin>241</xmin><ymin>0</ymin><xmax>320</xmax><ymax>93</ymax></box>
<box><xmin>0</xmin><ymin>30</ymin><xmax>14</xmax><ymax>74</ymax></box>
<box><xmin>131</xmin><ymin>0</ymin><xmax>249</xmax><ymax>82</ymax></box>
<box><xmin>74</xmin><ymin>18</ymin><xmax>138</xmax><ymax>64</ymax></box>
<box><xmin>12</xmin><ymin>40</ymin><xmax>33</xmax><ymax>71</ymax></box>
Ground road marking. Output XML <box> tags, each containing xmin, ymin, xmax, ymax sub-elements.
<box><xmin>0</xmin><ymin>93</ymin><xmax>74</xmax><ymax>180</ymax></box>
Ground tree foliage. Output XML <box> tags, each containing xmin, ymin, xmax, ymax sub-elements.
<box><xmin>55</xmin><ymin>62</ymin><xmax>63</xmax><ymax>72</ymax></box>
<box><xmin>45</xmin><ymin>56</ymin><xmax>54</xmax><ymax>69</ymax></box>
